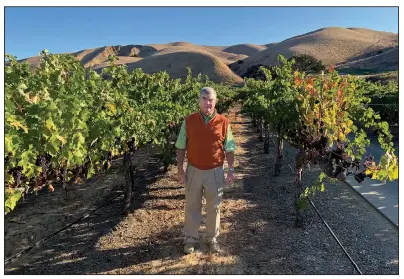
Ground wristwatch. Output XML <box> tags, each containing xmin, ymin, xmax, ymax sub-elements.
<box><xmin>228</xmin><ymin>167</ymin><xmax>235</xmax><ymax>172</ymax></box>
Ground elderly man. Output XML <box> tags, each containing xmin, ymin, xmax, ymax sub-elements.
<box><xmin>175</xmin><ymin>87</ymin><xmax>236</xmax><ymax>254</ymax></box>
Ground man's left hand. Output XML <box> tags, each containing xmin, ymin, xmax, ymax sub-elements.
<box><xmin>226</xmin><ymin>170</ymin><xmax>234</xmax><ymax>184</ymax></box>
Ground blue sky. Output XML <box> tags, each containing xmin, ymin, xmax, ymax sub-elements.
<box><xmin>5</xmin><ymin>7</ymin><xmax>398</xmax><ymax>59</ymax></box>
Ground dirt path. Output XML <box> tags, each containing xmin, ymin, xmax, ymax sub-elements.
<box><xmin>5</xmin><ymin>106</ymin><xmax>398</xmax><ymax>274</ymax></box>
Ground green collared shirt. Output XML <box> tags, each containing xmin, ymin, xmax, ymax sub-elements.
<box><xmin>175</xmin><ymin>111</ymin><xmax>236</xmax><ymax>152</ymax></box>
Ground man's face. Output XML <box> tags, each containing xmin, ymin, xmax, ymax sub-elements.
<box><xmin>199</xmin><ymin>93</ymin><xmax>217</xmax><ymax>115</ymax></box>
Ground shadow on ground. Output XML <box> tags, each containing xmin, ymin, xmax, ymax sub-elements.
<box><xmin>5</xmin><ymin>117</ymin><xmax>398</xmax><ymax>275</ymax></box>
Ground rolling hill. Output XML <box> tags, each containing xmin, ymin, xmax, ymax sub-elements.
<box><xmin>230</xmin><ymin>27</ymin><xmax>398</xmax><ymax>76</ymax></box>
<box><xmin>123</xmin><ymin>50</ymin><xmax>244</xmax><ymax>85</ymax></box>
<box><xmin>17</xmin><ymin>27</ymin><xmax>398</xmax><ymax>84</ymax></box>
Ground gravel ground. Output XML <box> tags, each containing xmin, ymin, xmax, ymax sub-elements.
<box><xmin>4</xmin><ymin>107</ymin><xmax>398</xmax><ymax>274</ymax></box>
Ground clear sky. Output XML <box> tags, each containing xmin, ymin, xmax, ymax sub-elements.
<box><xmin>5</xmin><ymin>7</ymin><xmax>399</xmax><ymax>59</ymax></box>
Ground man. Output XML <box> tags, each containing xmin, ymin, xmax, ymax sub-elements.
<box><xmin>175</xmin><ymin>87</ymin><xmax>236</xmax><ymax>254</ymax></box>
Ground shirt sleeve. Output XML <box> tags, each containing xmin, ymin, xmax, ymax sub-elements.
<box><xmin>224</xmin><ymin>123</ymin><xmax>237</xmax><ymax>153</ymax></box>
<box><xmin>175</xmin><ymin>120</ymin><xmax>187</xmax><ymax>149</ymax></box>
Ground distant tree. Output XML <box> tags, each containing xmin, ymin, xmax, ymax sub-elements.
<box><xmin>243</xmin><ymin>54</ymin><xmax>325</xmax><ymax>81</ymax></box>
<box><xmin>243</xmin><ymin>64</ymin><xmax>277</xmax><ymax>81</ymax></box>
<box><xmin>288</xmin><ymin>54</ymin><xmax>325</xmax><ymax>74</ymax></box>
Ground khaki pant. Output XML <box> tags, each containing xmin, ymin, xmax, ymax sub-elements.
<box><xmin>183</xmin><ymin>164</ymin><xmax>225</xmax><ymax>244</ymax></box>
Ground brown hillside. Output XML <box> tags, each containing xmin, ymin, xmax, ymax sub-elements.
<box><xmin>16</xmin><ymin>42</ymin><xmax>247</xmax><ymax>76</ymax></box>
<box><xmin>264</xmin><ymin>43</ymin><xmax>277</xmax><ymax>48</ymax></box>
<box><xmin>336</xmin><ymin>47</ymin><xmax>398</xmax><ymax>73</ymax></box>
<box><xmin>148</xmin><ymin>42</ymin><xmax>248</xmax><ymax>64</ymax></box>
<box><xmin>93</xmin><ymin>56</ymin><xmax>143</xmax><ymax>69</ymax></box>
<box><xmin>74</xmin><ymin>48</ymin><xmax>97</xmax><ymax>61</ymax></box>
<box><xmin>74</xmin><ymin>45</ymin><xmax>157</xmax><ymax>67</ymax></box>
<box><xmin>15</xmin><ymin>27</ymin><xmax>398</xmax><ymax>81</ymax></box>
<box><xmin>123</xmin><ymin>50</ymin><xmax>243</xmax><ymax>85</ymax></box>
<box><xmin>75</xmin><ymin>46</ymin><xmax>118</xmax><ymax>68</ymax></box>
<box><xmin>223</xmin><ymin>44</ymin><xmax>267</xmax><ymax>56</ymax></box>
<box><xmin>233</xmin><ymin>27</ymin><xmax>398</xmax><ymax>76</ymax></box>
<box><xmin>115</xmin><ymin>44</ymin><xmax>158</xmax><ymax>58</ymax></box>
<box><xmin>18</xmin><ymin>56</ymin><xmax>42</xmax><ymax>71</ymax></box>
<box><xmin>347</xmin><ymin>28</ymin><xmax>398</xmax><ymax>43</ymax></box>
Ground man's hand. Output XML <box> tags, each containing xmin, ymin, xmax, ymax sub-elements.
<box><xmin>178</xmin><ymin>168</ymin><xmax>185</xmax><ymax>184</ymax></box>
<box><xmin>226</xmin><ymin>170</ymin><xmax>234</xmax><ymax>184</ymax></box>
<box><xmin>176</xmin><ymin>149</ymin><xmax>186</xmax><ymax>184</ymax></box>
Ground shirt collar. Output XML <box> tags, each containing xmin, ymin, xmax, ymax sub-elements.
<box><xmin>200</xmin><ymin>110</ymin><xmax>216</xmax><ymax>120</ymax></box>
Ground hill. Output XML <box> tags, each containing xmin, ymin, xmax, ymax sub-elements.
<box><xmin>222</xmin><ymin>44</ymin><xmax>267</xmax><ymax>56</ymax></box>
<box><xmin>231</xmin><ymin>27</ymin><xmax>398</xmax><ymax>76</ymax></box>
<box><xmin>122</xmin><ymin>49</ymin><xmax>244</xmax><ymax>85</ymax></box>
<box><xmin>336</xmin><ymin>47</ymin><xmax>398</xmax><ymax>74</ymax></box>
<box><xmin>16</xmin><ymin>27</ymin><xmax>398</xmax><ymax>84</ymax></box>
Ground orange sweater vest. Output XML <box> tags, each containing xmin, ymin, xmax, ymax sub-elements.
<box><xmin>185</xmin><ymin>112</ymin><xmax>229</xmax><ymax>170</ymax></box>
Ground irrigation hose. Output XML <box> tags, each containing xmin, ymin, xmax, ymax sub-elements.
<box><xmin>268</xmin><ymin>130</ymin><xmax>363</xmax><ymax>274</ymax></box>
<box><xmin>5</xmin><ymin>167</ymin><xmax>163</xmax><ymax>265</ymax></box>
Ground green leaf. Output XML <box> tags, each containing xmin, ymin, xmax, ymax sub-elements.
<box><xmin>113</xmin><ymin>126</ymin><xmax>121</xmax><ymax>136</ymax></box>
<box><xmin>46</xmin><ymin>119</ymin><xmax>56</xmax><ymax>131</ymax></box>
<box><xmin>45</xmin><ymin>142</ymin><xmax>59</xmax><ymax>156</ymax></box>
<box><xmin>389</xmin><ymin>167</ymin><xmax>399</xmax><ymax>181</ymax></box>
<box><xmin>87</xmin><ymin>166</ymin><xmax>96</xmax><ymax>179</ymax></box>
<box><xmin>18</xmin><ymin>83</ymin><xmax>28</xmax><ymax>91</ymax></box>
<box><xmin>297</xmin><ymin>198</ymin><xmax>308</xmax><ymax>210</ymax></box>
<box><xmin>62</xmin><ymin>149</ymin><xmax>74</xmax><ymax>162</ymax></box>
<box><xmin>75</xmin><ymin>132</ymin><xmax>85</xmax><ymax>145</ymax></box>
<box><xmin>73</xmin><ymin>149</ymin><xmax>84</xmax><ymax>159</ymax></box>
<box><xmin>5</xmin><ymin>136</ymin><xmax>13</xmax><ymax>153</ymax></box>
<box><xmin>319</xmin><ymin>172</ymin><xmax>327</xmax><ymax>181</ymax></box>
<box><xmin>5</xmin><ymin>99</ymin><xmax>16</xmax><ymax>111</ymax></box>
<box><xmin>90</xmin><ymin>125</ymin><xmax>102</xmax><ymax>139</ymax></box>
<box><xmin>10</xmin><ymin>120</ymin><xmax>28</xmax><ymax>133</ymax></box>
<box><xmin>5</xmin><ymin>188</ymin><xmax>23</xmax><ymax>213</ymax></box>
<box><xmin>57</xmin><ymin>135</ymin><xmax>67</xmax><ymax>145</ymax></box>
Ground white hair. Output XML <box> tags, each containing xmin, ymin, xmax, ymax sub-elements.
<box><xmin>200</xmin><ymin>87</ymin><xmax>217</xmax><ymax>99</ymax></box>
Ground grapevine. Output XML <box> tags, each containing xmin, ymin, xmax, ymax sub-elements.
<box><xmin>5</xmin><ymin>51</ymin><xmax>236</xmax><ymax>213</ymax></box>
<box><xmin>240</xmin><ymin>55</ymin><xmax>398</xmax><ymax>227</ymax></box>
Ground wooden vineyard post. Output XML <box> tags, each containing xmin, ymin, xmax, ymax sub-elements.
<box><xmin>274</xmin><ymin>127</ymin><xmax>284</xmax><ymax>176</ymax></box>
<box><xmin>264</xmin><ymin>124</ymin><xmax>270</xmax><ymax>154</ymax></box>
<box><xmin>294</xmin><ymin>167</ymin><xmax>304</xmax><ymax>227</ymax></box>
<box><xmin>123</xmin><ymin>151</ymin><xmax>135</xmax><ymax>215</ymax></box>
